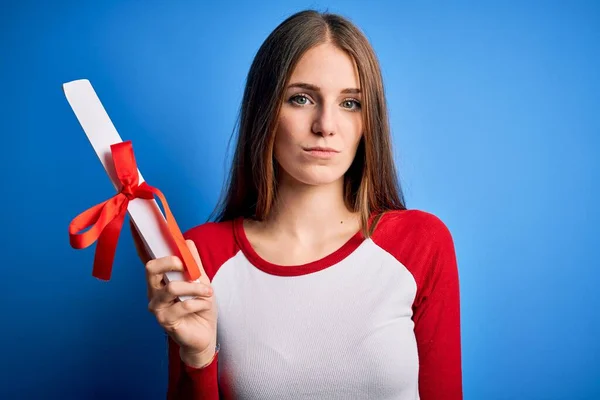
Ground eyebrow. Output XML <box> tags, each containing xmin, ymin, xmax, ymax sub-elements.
<box><xmin>287</xmin><ymin>82</ymin><xmax>361</xmax><ymax>94</ymax></box>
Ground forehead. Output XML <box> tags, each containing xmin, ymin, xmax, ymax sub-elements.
<box><xmin>288</xmin><ymin>43</ymin><xmax>360</xmax><ymax>90</ymax></box>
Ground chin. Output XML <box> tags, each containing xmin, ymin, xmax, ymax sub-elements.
<box><xmin>284</xmin><ymin>165</ymin><xmax>346</xmax><ymax>187</ymax></box>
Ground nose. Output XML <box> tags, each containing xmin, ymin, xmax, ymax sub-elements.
<box><xmin>311</xmin><ymin>103</ymin><xmax>336</xmax><ymax>137</ymax></box>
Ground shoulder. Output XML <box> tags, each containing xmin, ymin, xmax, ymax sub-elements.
<box><xmin>373</xmin><ymin>209</ymin><xmax>454</xmax><ymax>246</ymax></box>
<box><xmin>183</xmin><ymin>219</ymin><xmax>240</xmax><ymax>280</ymax></box>
<box><xmin>184</xmin><ymin>219</ymin><xmax>235</xmax><ymax>242</ymax></box>
<box><xmin>371</xmin><ymin>209</ymin><xmax>457</xmax><ymax>284</ymax></box>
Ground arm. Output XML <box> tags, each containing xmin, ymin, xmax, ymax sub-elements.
<box><xmin>412</xmin><ymin>218</ymin><xmax>463</xmax><ymax>399</ymax></box>
<box><xmin>167</xmin><ymin>336</ymin><xmax>220</xmax><ymax>400</ymax></box>
<box><xmin>129</xmin><ymin>220</ymin><xmax>221</xmax><ymax>399</ymax></box>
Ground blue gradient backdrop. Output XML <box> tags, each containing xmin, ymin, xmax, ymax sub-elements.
<box><xmin>1</xmin><ymin>1</ymin><xmax>599</xmax><ymax>399</ymax></box>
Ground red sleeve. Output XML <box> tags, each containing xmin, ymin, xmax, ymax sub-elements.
<box><xmin>165</xmin><ymin>220</ymin><xmax>237</xmax><ymax>399</ymax></box>
<box><xmin>373</xmin><ymin>210</ymin><xmax>463</xmax><ymax>399</ymax></box>
<box><xmin>167</xmin><ymin>336</ymin><xmax>220</xmax><ymax>400</ymax></box>
<box><xmin>411</xmin><ymin>214</ymin><xmax>463</xmax><ymax>399</ymax></box>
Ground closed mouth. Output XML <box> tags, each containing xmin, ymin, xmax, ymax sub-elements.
<box><xmin>303</xmin><ymin>147</ymin><xmax>340</xmax><ymax>153</ymax></box>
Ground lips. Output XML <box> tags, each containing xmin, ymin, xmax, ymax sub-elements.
<box><xmin>303</xmin><ymin>146</ymin><xmax>340</xmax><ymax>153</ymax></box>
<box><xmin>302</xmin><ymin>146</ymin><xmax>339</xmax><ymax>160</ymax></box>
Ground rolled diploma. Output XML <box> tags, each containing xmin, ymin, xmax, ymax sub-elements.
<box><xmin>63</xmin><ymin>79</ymin><xmax>196</xmax><ymax>301</ymax></box>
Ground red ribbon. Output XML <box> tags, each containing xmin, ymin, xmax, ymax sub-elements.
<box><xmin>68</xmin><ymin>140</ymin><xmax>201</xmax><ymax>281</ymax></box>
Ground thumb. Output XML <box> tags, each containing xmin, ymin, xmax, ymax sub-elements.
<box><xmin>185</xmin><ymin>239</ymin><xmax>209</xmax><ymax>283</ymax></box>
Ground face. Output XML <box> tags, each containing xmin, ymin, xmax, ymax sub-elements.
<box><xmin>273</xmin><ymin>42</ymin><xmax>363</xmax><ymax>187</ymax></box>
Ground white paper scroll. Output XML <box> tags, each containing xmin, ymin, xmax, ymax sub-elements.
<box><xmin>63</xmin><ymin>79</ymin><xmax>195</xmax><ymax>301</ymax></box>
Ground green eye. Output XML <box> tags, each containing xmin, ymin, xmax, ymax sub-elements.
<box><xmin>290</xmin><ymin>94</ymin><xmax>310</xmax><ymax>105</ymax></box>
<box><xmin>342</xmin><ymin>99</ymin><xmax>361</xmax><ymax>110</ymax></box>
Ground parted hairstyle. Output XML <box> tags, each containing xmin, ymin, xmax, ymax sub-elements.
<box><xmin>210</xmin><ymin>9</ymin><xmax>406</xmax><ymax>237</ymax></box>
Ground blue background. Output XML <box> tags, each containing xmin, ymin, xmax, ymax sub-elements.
<box><xmin>1</xmin><ymin>1</ymin><xmax>598</xmax><ymax>399</ymax></box>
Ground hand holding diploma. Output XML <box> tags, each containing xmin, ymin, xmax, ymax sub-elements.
<box><xmin>132</xmin><ymin>224</ymin><xmax>218</xmax><ymax>368</ymax></box>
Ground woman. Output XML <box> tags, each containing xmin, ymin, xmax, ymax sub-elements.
<box><xmin>133</xmin><ymin>9</ymin><xmax>462</xmax><ymax>400</ymax></box>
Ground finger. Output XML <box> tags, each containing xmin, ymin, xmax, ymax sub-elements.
<box><xmin>146</xmin><ymin>273</ymin><xmax>166</xmax><ymax>300</ymax></box>
<box><xmin>149</xmin><ymin>280</ymin><xmax>214</xmax><ymax>312</ymax></box>
<box><xmin>146</xmin><ymin>256</ymin><xmax>185</xmax><ymax>295</ymax></box>
<box><xmin>155</xmin><ymin>298</ymin><xmax>214</xmax><ymax>330</ymax></box>
<box><xmin>185</xmin><ymin>240</ymin><xmax>209</xmax><ymax>283</ymax></box>
<box><xmin>146</xmin><ymin>255</ymin><xmax>184</xmax><ymax>276</ymax></box>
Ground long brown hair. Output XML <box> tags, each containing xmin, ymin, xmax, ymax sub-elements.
<box><xmin>210</xmin><ymin>10</ymin><xmax>406</xmax><ymax>237</ymax></box>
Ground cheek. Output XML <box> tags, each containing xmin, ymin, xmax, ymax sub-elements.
<box><xmin>273</xmin><ymin>126</ymin><xmax>294</xmax><ymax>159</ymax></box>
<box><xmin>273</xmin><ymin>133</ymin><xmax>298</xmax><ymax>173</ymax></box>
<box><xmin>345</xmin><ymin>121</ymin><xmax>363</xmax><ymax>154</ymax></box>
<box><xmin>339</xmin><ymin>111</ymin><xmax>362</xmax><ymax>140</ymax></box>
<box><xmin>273</xmin><ymin>111</ymin><xmax>304</xmax><ymax>158</ymax></box>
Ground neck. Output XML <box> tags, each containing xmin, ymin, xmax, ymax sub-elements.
<box><xmin>261</xmin><ymin>173</ymin><xmax>360</xmax><ymax>245</ymax></box>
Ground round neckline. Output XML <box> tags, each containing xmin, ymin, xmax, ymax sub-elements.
<box><xmin>232</xmin><ymin>216</ymin><xmax>367</xmax><ymax>277</ymax></box>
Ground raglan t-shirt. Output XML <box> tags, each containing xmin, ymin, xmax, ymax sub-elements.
<box><xmin>166</xmin><ymin>209</ymin><xmax>463</xmax><ymax>399</ymax></box>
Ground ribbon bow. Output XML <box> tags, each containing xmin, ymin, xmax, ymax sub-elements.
<box><xmin>68</xmin><ymin>140</ymin><xmax>200</xmax><ymax>281</ymax></box>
